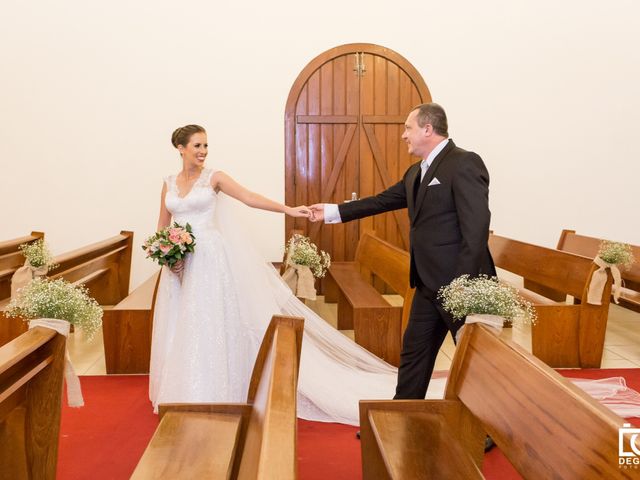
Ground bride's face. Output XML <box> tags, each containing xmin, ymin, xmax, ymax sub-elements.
<box><xmin>180</xmin><ymin>132</ymin><xmax>208</xmax><ymax>167</ymax></box>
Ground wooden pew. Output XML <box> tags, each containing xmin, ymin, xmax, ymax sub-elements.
<box><xmin>0</xmin><ymin>231</ymin><xmax>134</xmax><ymax>347</ymax></box>
<box><xmin>0</xmin><ymin>326</ymin><xmax>66</xmax><ymax>480</ymax></box>
<box><xmin>324</xmin><ymin>232</ymin><xmax>415</xmax><ymax>367</ymax></box>
<box><xmin>131</xmin><ymin>315</ymin><xmax>303</xmax><ymax>479</ymax></box>
<box><xmin>489</xmin><ymin>233</ymin><xmax>612</xmax><ymax>368</ymax></box>
<box><xmin>47</xmin><ymin>231</ymin><xmax>134</xmax><ymax>305</ymax></box>
<box><xmin>359</xmin><ymin>323</ymin><xmax>635</xmax><ymax>480</ymax></box>
<box><xmin>101</xmin><ymin>271</ymin><xmax>159</xmax><ymax>374</ymax></box>
<box><xmin>0</xmin><ymin>232</ymin><xmax>45</xmax><ymax>301</ymax></box>
<box><xmin>552</xmin><ymin>229</ymin><xmax>640</xmax><ymax>313</ymax></box>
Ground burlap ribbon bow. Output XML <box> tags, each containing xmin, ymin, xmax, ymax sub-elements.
<box><xmin>282</xmin><ymin>264</ymin><xmax>317</xmax><ymax>300</ymax></box>
<box><xmin>281</xmin><ymin>245</ymin><xmax>317</xmax><ymax>300</ymax></box>
<box><xmin>587</xmin><ymin>256</ymin><xmax>622</xmax><ymax>305</ymax></box>
<box><xmin>11</xmin><ymin>261</ymin><xmax>48</xmax><ymax>299</ymax></box>
<box><xmin>28</xmin><ymin>319</ymin><xmax>84</xmax><ymax>407</ymax></box>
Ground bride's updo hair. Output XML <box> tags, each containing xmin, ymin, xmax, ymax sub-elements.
<box><xmin>171</xmin><ymin>125</ymin><xmax>206</xmax><ymax>148</ymax></box>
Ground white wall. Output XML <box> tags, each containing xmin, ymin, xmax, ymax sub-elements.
<box><xmin>2</xmin><ymin>0</ymin><xmax>639</xmax><ymax>288</ymax></box>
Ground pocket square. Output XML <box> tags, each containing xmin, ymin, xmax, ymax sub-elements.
<box><xmin>427</xmin><ymin>177</ymin><xmax>441</xmax><ymax>186</ymax></box>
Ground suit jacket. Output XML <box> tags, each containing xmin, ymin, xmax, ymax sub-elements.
<box><xmin>339</xmin><ymin>139</ymin><xmax>496</xmax><ymax>298</ymax></box>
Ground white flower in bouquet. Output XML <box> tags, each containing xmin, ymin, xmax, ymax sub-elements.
<box><xmin>438</xmin><ymin>274</ymin><xmax>536</xmax><ymax>324</ymax></box>
<box><xmin>598</xmin><ymin>240</ymin><xmax>635</xmax><ymax>270</ymax></box>
<box><xmin>286</xmin><ymin>234</ymin><xmax>331</xmax><ymax>278</ymax></box>
<box><xmin>6</xmin><ymin>277</ymin><xmax>103</xmax><ymax>338</ymax></box>
<box><xmin>19</xmin><ymin>239</ymin><xmax>58</xmax><ymax>271</ymax></box>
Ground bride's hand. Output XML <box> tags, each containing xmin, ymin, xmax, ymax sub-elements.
<box><xmin>286</xmin><ymin>205</ymin><xmax>312</xmax><ymax>218</ymax></box>
<box><xmin>170</xmin><ymin>259</ymin><xmax>184</xmax><ymax>275</ymax></box>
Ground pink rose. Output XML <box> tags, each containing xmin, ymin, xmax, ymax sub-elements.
<box><xmin>169</xmin><ymin>233</ymin><xmax>181</xmax><ymax>243</ymax></box>
<box><xmin>159</xmin><ymin>244</ymin><xmax>171</xmax><ymax>254</ymax></box>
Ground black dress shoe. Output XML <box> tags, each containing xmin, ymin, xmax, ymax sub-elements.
<box><xmin>356</xmin><ymin>430</ymin><xmax>361</xmax><ymax>439</ymax></box>
<box><xmin>484</xmin><ymin>435</ymin><xmax>495</xmax><ymax>452</ymax></box>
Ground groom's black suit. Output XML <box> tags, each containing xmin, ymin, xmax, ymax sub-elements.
<box><xmin>338</xmin><ymin>139</ymin><xmax>496</xmax><ymax>398</ymax></box>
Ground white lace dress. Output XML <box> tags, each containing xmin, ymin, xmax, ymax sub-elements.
<box><xmin>149</xmin><ymin>168</ymin><xmax>640</xmax><ymax>423</ymax></box>
<box><xmin>149</xmin><ymin>168</ymin><xmax>412</xmax><ymax>423</ymax></box>
<box><xmin>149</xmin><ymin>169</ymin><xmax>252</xmax><ymax>407</ymax></box>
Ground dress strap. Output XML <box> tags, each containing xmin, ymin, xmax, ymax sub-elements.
<box><xmin>199</xmin><ymin>168</ymin><xmax>216</xmax><ymax>188</ymax></box>
<box><xmin>163</xmin><ymin>174</ymin><xmax>177</xmax><ymax>193</ymax></box>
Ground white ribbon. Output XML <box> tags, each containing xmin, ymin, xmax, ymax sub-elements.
<box><xmin>587</xmin><ymin>256</ymin><xmax>622</xmax><ymax>305</ymax></box>
<box><xmin>455</xmin><ymin>313</ymin><xmax>505</xmax><ymax>344</ymax></box>
<box><xmin>28</xmin><ymin>318</ymin><xmax>84</xmax><ymax>407</ymax></box>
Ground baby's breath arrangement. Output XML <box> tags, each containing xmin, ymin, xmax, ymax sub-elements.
<box><xmin>286</xmin><ymin>234</ymin><xmax>331</xmax><ymax>278</ymax></box>
<box><xmin>19</xmin><ymin>239</ymin><xmax>58</xmax><ymax>271</ymax></box>
<box><xmin>6</xmin><ymin>278</ymin><xmax>103</xmax><ymax>338</ymax></box>
<box><xmin>598</xmin><ymin>240</ymin><xmax>635</xmax><ymax>270</ymax></box>
<box><xmin>438</xmin><ymin>274</ymin><xmax>536</xmax><ymax>324</ymax></box>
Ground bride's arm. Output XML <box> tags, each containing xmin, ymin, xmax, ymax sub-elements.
<box><xmin>157</xmin><ymin>183</ymin><xmax>172</xmax><ymax>230</ymax></box>
<box><xmin>212</xmin><ymin>171</ymin><xmax>310</xmax><ymax>218</ymax></box>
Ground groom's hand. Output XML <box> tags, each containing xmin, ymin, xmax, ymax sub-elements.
<box><xmin>309</xmin><ymin>204</ymin><xmax>325</xmax><ymax>222</ymax></box>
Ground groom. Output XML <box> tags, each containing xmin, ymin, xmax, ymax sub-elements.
<box><xmin>310</xmin><ymin>102</ymin><xmax>496</xmax><ymax>401</ymax></box>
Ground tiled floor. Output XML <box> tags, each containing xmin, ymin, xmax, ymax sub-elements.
<box><xmin>306</xmin><ymin>295</ymin><xmax>640</xmax><ymax>371</ymax></box>
<box><xmin>69</xmin><ymin>285</ymin><xmax>640</xmax><ymax>375</ymax></box>
<box><xmin>68</xmin><ymin>326</ymin><xmax>106</xmax><ymax>375</ymax></box>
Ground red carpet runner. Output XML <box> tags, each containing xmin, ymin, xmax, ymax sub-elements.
<box><xmin>57</xmin><ymin>369</ymin><xmax>640</xmax><ymax>479</ymax></box>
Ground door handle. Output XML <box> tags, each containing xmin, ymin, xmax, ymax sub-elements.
<box><xmin>343</xmin><ymin>192</ymin><xmax>359</xmax><ymax>203</ymax></box>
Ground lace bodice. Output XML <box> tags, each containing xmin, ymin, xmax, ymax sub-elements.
<box><xmin>164</xmin><ymin>168</ymin><xmax>217</xmax><ymax>233</ymax></box>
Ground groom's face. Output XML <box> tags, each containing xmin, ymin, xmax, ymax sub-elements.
<box><xmin>402</xmin><ymin>110</ymin><xmax>429</xmax><ymax>159</ymax></box>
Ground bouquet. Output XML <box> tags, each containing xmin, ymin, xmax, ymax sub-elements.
<box><xmin>12</xmin><ymin>238</ymin><xmax>59</xmax><ymax>298</ymax></box>
<box><xmin>19</xmin><ymin>238</ymin><xmax>58</xmax><ymax>271</ymax></box>
<box><xmin>598</xmin><ymin>240</ymin><xmax>635</xmax><ymax>270</ymax></box>
<box><xmin>438</xmin><ymin>274</ymin><xmax>536</xmax><ymax>325</ymax></box>
<box><xmin>282</xmin><ymin>234</ymin><xmax>331</xmax><ymax>300</ymax></box>
<box><xmin>587</xmin><ymin>240</ymin><xmax>636</xmax><ymax>305</ymax></box>
<box><xmin>142</xmin><ymin>223</ymin><xmax>196</xmax><ymax>277</ymax></box>
<box><xmin>6</xmin><ymin>277</ymin><xmax>103</xmax><ymax>339</ymax></box>
<box><xmin>285</xmin><ymin>234</ymin><xmax>331</xmax><ymax>278</ymax></box>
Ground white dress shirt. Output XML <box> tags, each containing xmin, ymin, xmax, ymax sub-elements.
<box><xmin>324</xmin><ymin>138</ymin><xmax>450</xmax><ymax>224</ymax></box>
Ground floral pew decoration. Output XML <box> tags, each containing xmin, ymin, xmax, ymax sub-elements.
<box><xmin>438</xmin><ymin>274</ymin><xmax>537</xmax><ymax>342</ymax></box>
<box><xmin>6</xmin><ymin>278</ymin><xmax>103</xmax><ymax>407</ymax></box>
<box><xmin>10</xmin><ymin>239</ymin><xmax>58</xmax><ymax>298</ymax></box>
<box><xmin>588</xmin><ymin>241</ymin><xmax>636</xmax><ymax>305</ymax></box>
<box><xmin>438</xmin><ymin>274</ymin><xmax>640</xmax><ymax>417</ymax></box>
<box><xmin>282</xmin><ymin>234</ymin><xmax>331</xmax><ymax>301</ymax></box>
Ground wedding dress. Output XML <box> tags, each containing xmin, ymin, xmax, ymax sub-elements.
<box><xmin>149</xmin><ymin>168</ymin><xmax>640</xmax><ymax>424</ymax></box>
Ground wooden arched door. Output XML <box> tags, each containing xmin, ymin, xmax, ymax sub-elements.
<box><xmin>285</xmin><ymin>43</ymin><xmax>431</xmax><ymax>265</ymax></box>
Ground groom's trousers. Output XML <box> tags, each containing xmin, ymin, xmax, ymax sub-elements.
<box><xmin>393</xmin><ymin>287</ymin><xmax>462</xmax><ymax>399</ymax></box>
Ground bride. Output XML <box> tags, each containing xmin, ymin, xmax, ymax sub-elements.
<box><xmin>150</xmin><ymin>124</ymin><xmax>640</xmax><ymax>425</ymax></box>
<box><xmin>149</xmin><ymin>124</ymin><xmax>409</xmax><ymax>424</ymax></box>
